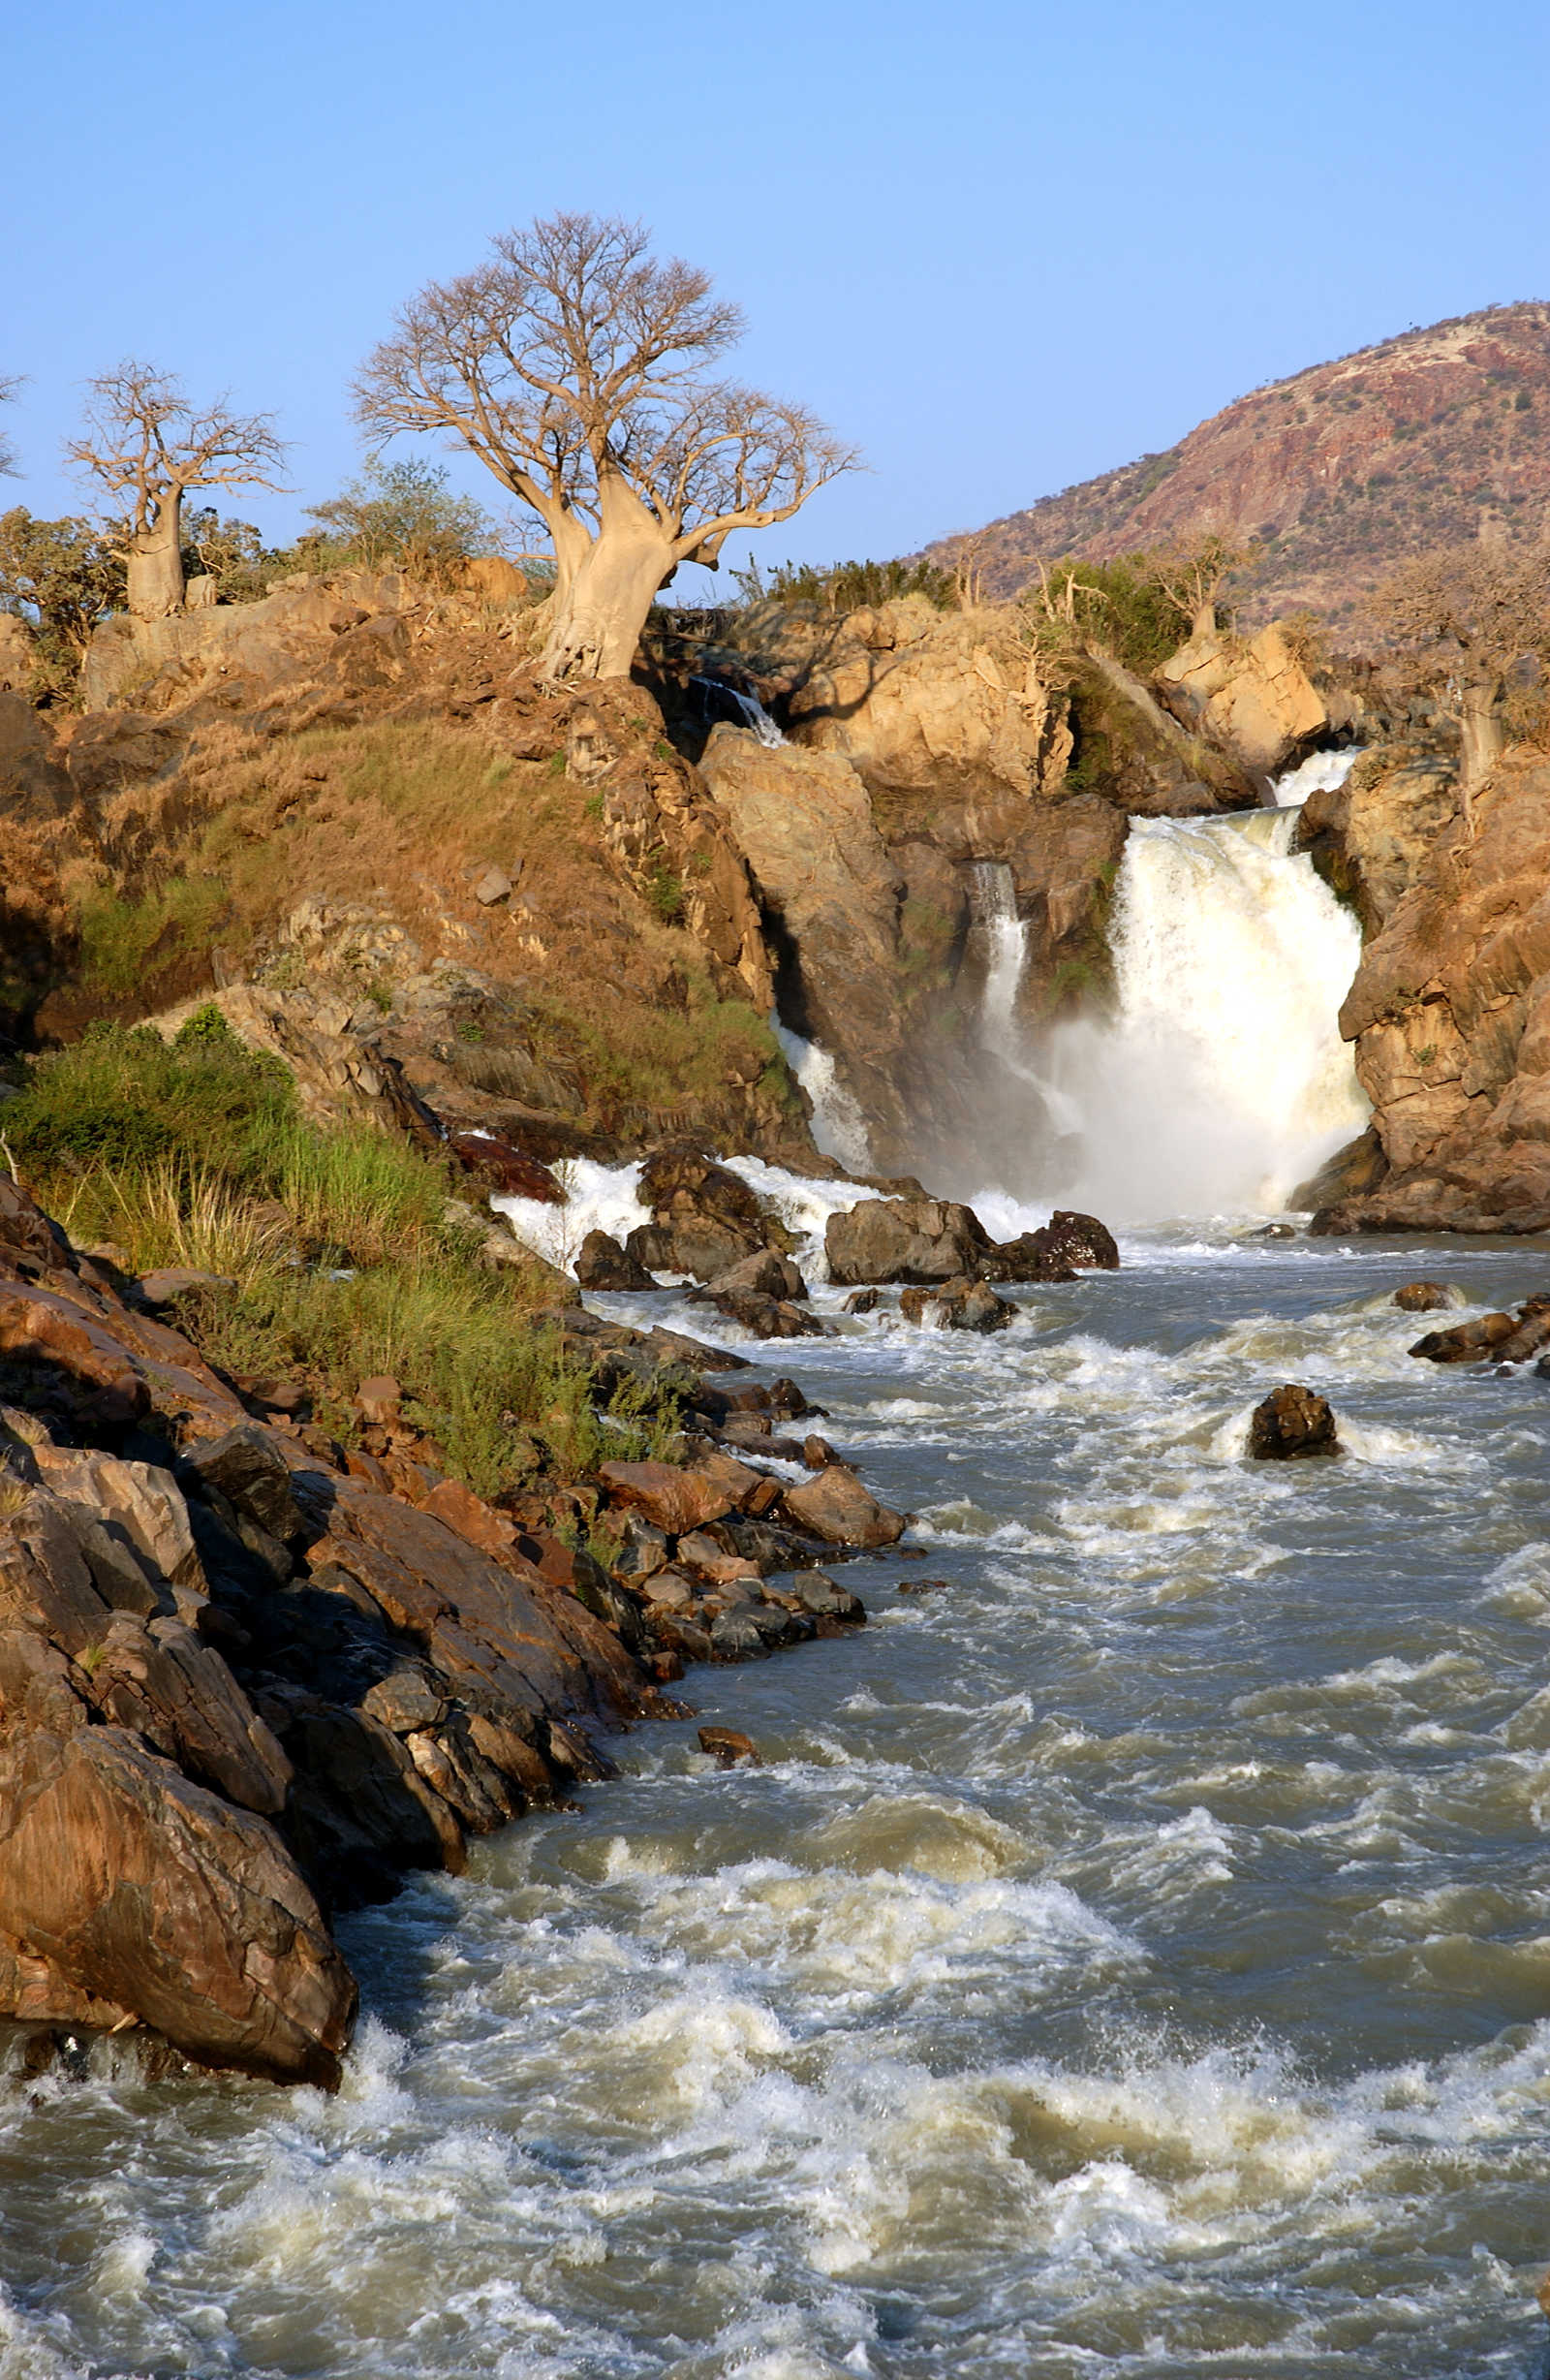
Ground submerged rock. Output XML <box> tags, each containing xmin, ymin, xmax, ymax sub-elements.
<box><xmin>1393</xmin><ymin>1281</ymin><xmax>1462</xmax><ymax>1311</ymax></box>
<box><xmin>1247</xmin><ymin>1384</ymin><xmax>1339</xmax><ymax>1459</ymax></box>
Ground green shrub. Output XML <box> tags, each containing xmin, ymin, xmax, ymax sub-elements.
<box><xmin>6</xmin><ymin>1018</ymin><xmax>293</xmax><ymax>1181</ymax></box>
<box><xmin>736</xmin><ymin>554</ymin><xmax>955</xmax><ymax>612</ymax></box>
<box><xmin>77</xmin><ymin>878</ymin><xmax>229</xmax><ymax>997</ymax></box>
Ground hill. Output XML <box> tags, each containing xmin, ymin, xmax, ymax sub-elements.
<box><xmin>931</xmin><ymin>303</ymin><xmax>1550</xmax><ymax>629</ymax></box>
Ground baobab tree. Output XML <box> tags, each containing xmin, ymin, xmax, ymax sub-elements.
<box><xmin>355</xmin><ymin>212</ymin><xmax>857</xmax><ymax>681</ymax></box>
<box><xmin>67</xmin><ymin>363</ymin><xmax>287</xmax><ymax>617</ymax></box>
<box><xmin>1374</xmin><ymin>537</ymin><xmax>1550</xmax><ymax>798</ymax></box>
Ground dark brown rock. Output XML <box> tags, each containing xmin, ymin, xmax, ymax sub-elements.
<box><xmin>988</xmin><ymin>1209</ymin><xmax>1119</xmax><ymax>1276</ymax></box>
<box><xmin>1247</xmin><ymin>1384</ymin><xmax>1339</xmax><ymax>1459</ymax></box>
<box><xmin>1409</xmin><ymin>1312</ymin><xmax>1518</xmax><ymax>1362</ymax></box>
<box><xmin>1394</xmin><ymin>1281</ymin><xmax>1458</xmax><ymax>1311</ymax></box>
<box><xmin>900</xmin><ymin>1276</ymin><xmax>1015</xmax><ymax>1333</ymax></box>
<box><xmin>574</xmin><ymin>1231</ymin><xmax>656</xmax><ymax>1292</ymax></box>
<box><xmin>825</xmin><ymin>1197</ymin><xmax>991</xmax><ymax>1286</ymax></box>
<box><xmin>698</xmin><ymin>1725</ymin><xmax>760</xmax><ymax>1766</ymax></box>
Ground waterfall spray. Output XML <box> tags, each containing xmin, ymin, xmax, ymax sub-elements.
<box><xmin>1044</xmin><ymin>799</ymin><xmax>1367</xmax><ymax>1219</ymax></box>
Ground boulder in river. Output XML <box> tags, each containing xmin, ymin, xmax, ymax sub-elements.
<box><xmin>574</xmin><ymin>1231</ymin><xmax>656</xmax><ymax>1292</ymax></box>
<box><xmin>899</xmin><ymin>1277</ymin><xmax>1016</xmax><ymax>1333</ymax></box>
<box><xmin>781</xmin><ymin>1463</ymin><xmax>907</xmax><ymax>1548</ymax></box>
<box><xmin>1248</xmin><ymin>1384</ymin><xmax>1339</xmax><ymax>1459</ymax></box>
<box><xmin>1410</xmin><ymin>1311</ymin><xmax>1518</xmax><ymax>1362</ymax></box>
<box><xmin>1394</xmin><ymin>1281</ymin><xmax>1461</xmax><ymax>1311</ymax></box>
<box><xmin>990</xmin><ymin>1209</ymin><xmax>1120</xmax><ymax>1275</ymax></box>
<box><xmin>825</xmin><ymin>1197</ymin><xmax>990</xmax><ymax>1286</ymax></box>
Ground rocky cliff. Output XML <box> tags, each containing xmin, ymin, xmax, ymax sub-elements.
<box><xmin>1305</xmin><ymin>746</ymin><xmax>1550</xmax><ymax>1234</ymax></box>
<box><xmin>927</xmin><ymin>303</ymin><xmax>1550</xmax><ymax>630</ymax></box>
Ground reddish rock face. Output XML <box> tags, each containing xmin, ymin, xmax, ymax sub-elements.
<box><xmin>928</xmin><ymin>303</ymin><xmax>1550</xmax><ymax>626</ymax></box>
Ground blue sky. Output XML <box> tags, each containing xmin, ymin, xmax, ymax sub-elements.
<box><xmin>6</xmin><ymin>0</ymin><xmax>1547</xmax><ymax>591</ymax></box>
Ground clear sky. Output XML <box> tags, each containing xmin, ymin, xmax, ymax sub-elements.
<box><xmin>6</xmin><ymin>0</ymin><xmax>1548</xmax><ymax>591</ymax></box>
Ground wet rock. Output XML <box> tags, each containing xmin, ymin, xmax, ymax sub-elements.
<box><xmin>899</xmin><ymin>1276</ymin><xmax>1015</xmax><ymax>1333</ymax></box>
<box><xmin>685</xmin><ymin>1285</ymin><xmax>828</xmax><ymax>1338</ymax></box>
<box><xmin>1490</xmin><ymin>1300</ymin><xmax>1550</xmax><ymax>1364</ymax></box>
<box><xmin>574</xmin><ymin>1231</ymin><xmax>656</xmax><ymax>1292</ymax></box>
<box><xmin>1394</xmin><ymin>1281</ymin><xmax>1461</xmax><ymax>1311</ymax></box>
<box><xmin>448</xmin><ymin>1129</ymin><xmax>561</xmax><ymax>1203</ymax></box>
<box><xmin>825</xmin><ymin>1197</ymin><xmax>991</xmax><ymax>1286</ymax></box>
<box><xmin>987</xmin><ymin>1209</ymin><xmax>1120</xmax><ymax>1276</ymax></box>
<box><xmin>794</xmin><ymin>1572</ymin><xmax>865</xmax><ymax>1621</ymax></box>
<box><xmin>801</xmin><ymin>1436</ymin><xmax>836</xmax><ymax>1469</ymax></box>
<box><xmin>626</xmin><ymin>1144</ymin><xmax>792</xmax><ymax>1284</ymax></box>
<box><xmin>1291</xmin><ymin>1125</ymin><xmax>1389</xmax><ymax>1211</ymax></box>
<box><xmin>698</xmin><ymin>1725</ymin><xmax>760</xmax><ymax>1766</ymax></box>
<box><xmin>1409</xmin><ymin>1312</ymin><xmax>1518</xmax><ymax>1362</ymax></box>
<box><xmin>702</xmin><ymin>1248</ymin><xmax>807</xmax><ymax>1300</ymax></box>
<box><xmin>781</xmin><ymin>1464</ymin><xmax>907</xmax><ymax>1548</ymax></box>
<box><xmin>843</xmin><ymin>1288</ymin><xmax>882</xmax><ymax>1315</ymax></box>
<box><xmin>0</xmin><ymin>1721</ymin><xmax>356</xmax><ymax>2087</ymax></box>
<box><xmin>1247</xmin><ymin>1384</ymin><xmax>1339</xmax><ymax>1459</ymax></box>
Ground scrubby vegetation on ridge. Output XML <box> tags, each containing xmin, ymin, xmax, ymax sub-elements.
<box><xmin>3</xmin><ymin>1011</ymin><xmax>680</xmax><ymax>1498</ymax></box>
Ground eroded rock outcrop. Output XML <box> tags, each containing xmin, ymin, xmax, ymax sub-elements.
<box><xmin>0</xmin><ymin>1170</ymin><xmax>900</xmax><ymax>2082</ymax></box>
<box><xmin>1311</xmin><ymin>754</ymin><xmax>1550</xmax><ymax>1234</ymax></box>
<box><xmin>1158</xmin><ymin>622</ymin><xmax>1328</xmax><ymax>780</ymax></box>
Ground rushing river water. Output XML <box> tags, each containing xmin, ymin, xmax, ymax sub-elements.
<box><xmin>6</xmin><ymin>1214</ymin><xmax>1550</xmax><ymax>2380</ymax></box>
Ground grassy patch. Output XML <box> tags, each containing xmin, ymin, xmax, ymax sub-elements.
<box><xmin>7</xmin><ymin>1010</ymin><xmax>678</xmax><ymax>1498</ymax></box>
<box><xmin>78</xmin><ymin>878</ymin><xmax>230</xmax><ymax>997</ymax></box>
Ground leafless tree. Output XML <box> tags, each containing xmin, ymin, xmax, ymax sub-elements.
<box><xmin>1373</xmin><ymin>538</ymin><xmax>1550</xmax><ymax>798</ymax></box>
<box><xmin>0</xmin><ymin>377</ymin><xmax>20</xmax><ymax>478</ymax></box>
<box><xmin>355</xmin><ymin>213</ymin><xmax>858</xmax><ymax>682</ymax></box>
<box><xmin>1150</xmin><ymin>532</ymin><xmax>1256</xmax><ymax>641</ymax></box>
<box><xmin>66</xmin><ymin>362</ymin><xmax>287</xmax><ymax>618</ymax></box>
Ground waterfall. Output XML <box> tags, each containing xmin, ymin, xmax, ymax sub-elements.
<box><xmin>1043</xmin><ymin>789</ymin><xmax>1368</xmax><ymax>1220</ymax></box>
<box><xmin>690</xmin><ymin>674</ymin><xmax>787</xmax><ymax>747</ymax></box>
<box><xmin>771</xmin><ymin>1017</ymin><xmax>875</xmax><ymax>1174</ymax></box>
<box><xmin>965</xmin><ymin>861</ymin><xmax>1028</xmax><ymax>1060</ymax></box>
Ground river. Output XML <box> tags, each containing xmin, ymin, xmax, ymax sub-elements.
<box><xmin>5</xmin><ymin>1219</ymin><xmax>1550</xmax><ymax>2379</ymax></box>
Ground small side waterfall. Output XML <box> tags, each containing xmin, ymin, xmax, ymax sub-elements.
<box><xmin>1045</xmin><ymin>794</ymin><xmax>1368</xmax><ymax>1218</ymax></box>
<box><xmin>690</xmin><ymin>675</ymin><xmax>787</xmax><ymax>747</ymax></box>
<box><xmin>771</xmin><ymin>1017</ymin><xmax>875</xmax><ymax>1174</ymax></box>
<box><xmin>965</xmin><ymin>861</ymin><xmax>1028</xmax><ymax>1059</ymax></box>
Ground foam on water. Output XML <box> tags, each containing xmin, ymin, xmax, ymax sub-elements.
<box><xmin>7</xmin><ymin>1229</ymin><xmax>1550</xmax><ymax>2376</ymax></box>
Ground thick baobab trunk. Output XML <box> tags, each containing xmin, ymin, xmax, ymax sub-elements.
<box><xmin>126</xmin><ymin>491</ymin><xmax>186</xmax><ymax>618</ymax></box>
<box><xmin>536</xmin><ymin>476</ymin><xmax>674</xmax><ymax>683</ymax></box>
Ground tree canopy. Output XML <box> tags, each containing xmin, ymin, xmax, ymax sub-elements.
<box><xmin>356</xmin><ymin>212</ymin><xmax>856</xmax><ymax>679</ymax></box>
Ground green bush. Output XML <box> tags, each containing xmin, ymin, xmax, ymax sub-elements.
<box><xmin>6</xmin><ymin>1016</ymin><xmax>293</xmax><ymax>1180</ymax></box>
<box><xmin>77</xmin><ymin>878</ymin><xmax>230</xmax><ymax>998</ymax></box>
<box><xmin>735</xmin><ymin>554</ymin><xmax>956</xmax><ymax>612</ymax></box>
<box><xmin>7</xmin><ymin>1013</ymin><xmax>678</xmax><ymax>1496</ymax></box>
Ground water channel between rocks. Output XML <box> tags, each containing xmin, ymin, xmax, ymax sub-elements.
<box><xmin>6</xmin><ymin>1221</ymin><xmax>1550</xmax><ymax>2380</ymax></box>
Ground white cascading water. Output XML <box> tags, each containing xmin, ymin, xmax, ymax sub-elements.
<box><xmin>965</xmin><ymin>860</ymin><xmax>1027</xmax><ymax>1061</ymax></box>
<box><xmin>689</xmin><ymin>674</ymin><xmax>787</xmax><ymax>747</ymax></box>
<box><xmin>1044</xmin><ymin>756</ymin><xmax>1368</xmax><ymax>1219</ymax></box>
<box><xmin>771</xmin><ymin>1016</ymin><xmax>875</xmax><ymax>1173</ymax></box>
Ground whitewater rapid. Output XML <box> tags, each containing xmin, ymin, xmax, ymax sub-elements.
<box><xmin>10</xmin><ymin>1223</ymin><xmax>1550</xmax><ymax>2379</ymax></box>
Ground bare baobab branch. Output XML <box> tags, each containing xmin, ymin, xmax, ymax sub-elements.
<box><xmin>356</xmin><ymin>213</ymin><xmax>857</xmax><ymax>681</ymax></box>
<box><xmin>66</xmin><ymin>362</ymin><xmax>288</xmax><ymax>617</ymax></box>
